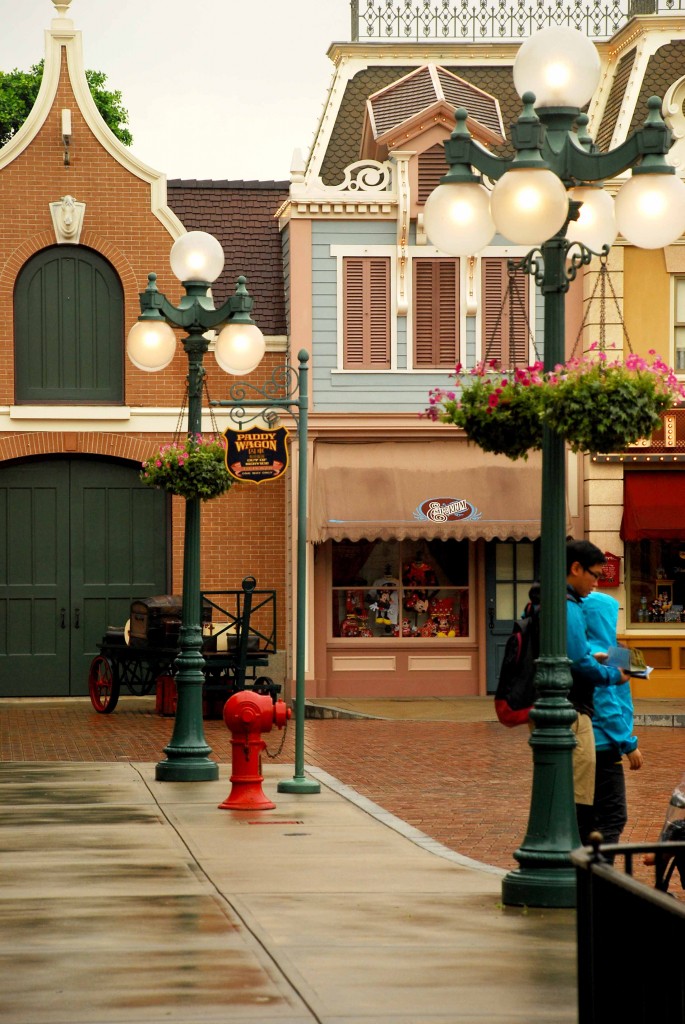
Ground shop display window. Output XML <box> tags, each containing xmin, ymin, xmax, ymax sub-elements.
<box><xmin>626</xmin><ymin>540</ymin><xmax>685</xmax><ymax>624</ymax></box>
<box><xmin>331</xmin><ymin>539</ymin><xmax>469</xmax><ymax>638</ymax></box>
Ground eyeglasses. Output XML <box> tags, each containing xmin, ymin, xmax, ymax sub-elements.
<box><xmin>585</xmin><ymin>567</ymin><xmax>601</xmax><ymax>580</ymax></box>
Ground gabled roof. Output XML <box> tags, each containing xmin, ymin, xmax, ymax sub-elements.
<box><xmin>167</xmin><ymin>180</ymin><xmax>289</xmax><ymax>336</ymax></box>
<box><xmin>363</xmin><ymin>65</ymin><xmax>504</xmax><ymax>155</ymax></box>
<box><xmin>321</xmin><ymin>64</ymin><xmax>520</xmax><ymax>186</ymax></box>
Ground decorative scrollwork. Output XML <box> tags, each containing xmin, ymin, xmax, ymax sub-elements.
<box><xmin>218</xmin><ymin>363</ymin><xmax>302</xmax><ymax>429</ymax></box>
<box><xmin>509</xmin><ymin>250</ymin><xmax>545</xmax><ymax>289</ymax></box>
<box><xmin>330</xmin><ymin>160</ymin><xmax>392</xmax><ymax>193</ymax></box>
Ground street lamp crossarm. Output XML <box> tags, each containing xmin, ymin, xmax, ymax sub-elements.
<box><xmin>138</xmin><ymin>275</ymin><xmax>259</xmax><ymax>332</ymax></box>
<box><xmin>442</xmin><ymin>93</ymin><xmax>674</xmax><ymax>191</ymax></box>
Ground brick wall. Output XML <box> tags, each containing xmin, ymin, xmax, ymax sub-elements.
<box><xmin>0</xmin><ymin>45</ymin><xmax>288</xmax><ymax>660</ymax></box>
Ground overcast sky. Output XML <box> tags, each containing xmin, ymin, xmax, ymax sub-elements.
<box><xmin>0</xmin><ymin>0</ymin><xmax>352</xmax><ymax>181</ymax></box>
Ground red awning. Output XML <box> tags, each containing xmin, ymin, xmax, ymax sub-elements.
<box><xmin>621</xmin><ymin>471</ymin><xmax>685</xmax><ymax>541</ymax></box>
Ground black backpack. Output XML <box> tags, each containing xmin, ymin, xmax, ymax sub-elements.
<box><xmin>494</xmin><ymin>609</ymin><xmax>539</xmax><ymax>727</ymax></box>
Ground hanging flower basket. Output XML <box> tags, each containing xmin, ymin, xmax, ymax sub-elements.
<box><xmin>426</xmin><ymin>361</ymin><xmax>546</xmax><ymax>461</ymax></box>
<box><xmin>141</xmin><ymin>434</ymin><xmax>234</xmax><ymax>501</ymax></box>
<box><xmin>543</xmin><ymin>349</ymin><xmax>685</xmax><ymax>454</ymax></box>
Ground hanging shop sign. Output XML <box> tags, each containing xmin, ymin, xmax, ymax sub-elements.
<box><xmin>413</xmin><ymin>497</ymin><xmax>482</xmax><ymax>524</ymax></box>
<box><xmin>223</xmin><ymin>426</ymin><xmax>290</xmax><ymax>484</ymax></box>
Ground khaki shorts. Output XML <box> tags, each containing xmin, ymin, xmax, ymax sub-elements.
<box><xmin>572</xmin><ymin>712</ymin><xmax>596</xmax><ymax>806</ymax></box>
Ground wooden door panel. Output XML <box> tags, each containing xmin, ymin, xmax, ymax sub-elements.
<box><xmin>0</xmin><ymin>461</ymin><xmax>70</xmax><ymax>695</ymax></box>
<box><xmin>69</xmin><ymin>460</ymin><xmax>167</xmax><ymax>694</ymax></box>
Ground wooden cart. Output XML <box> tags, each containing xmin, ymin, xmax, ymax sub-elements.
<box><xmin>88</xmin><ymin>579</ymin><xmax>277</xmax><ymax>713</ymax></box>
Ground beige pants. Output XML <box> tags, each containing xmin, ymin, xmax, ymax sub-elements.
<box><xmin>528</xmin><ymin>710</ymin><xmax>595</xmax><ymax>805</ymax></box>
<box><xmin>572</xmin><ymin>712</ymin><xmax>596</xmax><ymax>806</ymax></box>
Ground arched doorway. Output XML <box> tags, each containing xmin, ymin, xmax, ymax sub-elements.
<box><xmin>0</xmin><ymin>456</ymin><xmax>167</xmax><ymax>696</ymax></box>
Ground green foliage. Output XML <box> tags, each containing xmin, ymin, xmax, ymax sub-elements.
<box><xmin>426</xmin><ymin>349</ymin><xmax>685</xmax><ymax>461</ymax></box>
<box><xmin>427</xmin><ymin>362</ymin><xmax>546</xmax><ymax>461</ymax></box>
<box><xmin>0</xmin><ymin>59</ymin><xmax>132</xmax><ymax>147</ymax></box>
<box><xmin>543</xmin><ymin>350</ymin><xmax>683</xmax><ymax>454</ymax></box>
<box><xmin>141</xmin><ymin>435</ymin><xmax>235</xmax><ymax>501</ymax></box>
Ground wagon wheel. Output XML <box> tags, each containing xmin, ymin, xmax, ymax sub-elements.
<box><xmin>88</xmin><ymin>655</ymin><xmax>120</xmax><ymax>714</ymax></box>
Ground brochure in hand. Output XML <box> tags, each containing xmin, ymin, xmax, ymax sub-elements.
<box><xmin>606</xmin><ymin>645</ymin><xmax>653</xmax><ymax>679</ymax></box>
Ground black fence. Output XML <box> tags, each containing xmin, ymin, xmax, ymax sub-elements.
<box><xmin>351</xmin><ymin>0</ymin><xmax>685</xmax><ymax>42</ymax></box>
<box><xmin>572</xmin><ymin>839</ymin><xmax>685</xmax><ymax>1023</ymax></box>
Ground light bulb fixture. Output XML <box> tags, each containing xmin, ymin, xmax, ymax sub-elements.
<box><xmin>513</xmin><ymin>26</ymin><xmax>601</xmax><ymax>108</ymax></box>
<box><xmin>215</xmin><ymin>323</ymin><xmax>266</xmax><ymax>375</ymax></box>
<box><xmin>615</xmin><ymin>172</ymin><xmax>685</xmax><ymax>249</ymax></box>
<box><xmin>169</xmin><ymin>231</ymin><xmax>225</xmax><ymax>284</ymax></box>
<box><xmin>566</xmin><ymin>186</ymin><xmax>617</xmax><ymax>253</ymax></box>
<box><xmin>423</xmin><ymin>181</ymin><xmax>495</xmax><ymax>256</ymax></box>
<box><xmin>126</xmin><ymin>319</ymin><xmax>177</xmax><ymax>372</ymax></box>
<box><xmin>490</xmin><ymin>167</ymin><xmax>568</xmax><ymax>246</ymax></box>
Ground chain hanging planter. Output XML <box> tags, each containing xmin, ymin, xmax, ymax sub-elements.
<box><xmin>427</xmin><ymin>361</ymin><xmax>546</xmax><ymax>461</ymax></box>
<box><xmin>543</xmin><ymin>258</ymin><xmax>685</xmax><ymax>453</ymax></box>
<box><xmin>427</xmin><ymin>258</ymin><xmax>685</xmax><ymax>459</ymax></box>
<box><xmin>426</xmin><ymin>264</ymin><xmax>545</xmax><ymax>461</ymax></box>
<box><xmin>141</xmin><ymin>433</ymin><xmax>233</xmax><ymax>501</ymax></box>
<box><xmin>141</xmin><ymin>379</ymin><xmax>234</xmax><ymax>501</ymax></box>
<box><xmin>542</xmin><ymin>348</ymin><xmax>683</xmax><ymax>454</ymax></box>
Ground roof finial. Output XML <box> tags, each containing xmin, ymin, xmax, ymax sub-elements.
<box><xmin>52</xmin><ymin>0</ymin><xmax>73</xmax><ymax>18</ymax></box>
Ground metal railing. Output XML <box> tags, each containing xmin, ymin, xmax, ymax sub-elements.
<box><xmin>351</xmin><ymin>0</ymin><xmax>685</xmax><ymax>42</ymax></box>
<box><xmin>572</xmin><ymin>838</ymin><xmax>685</xmax><ymax>1023</ymax></box>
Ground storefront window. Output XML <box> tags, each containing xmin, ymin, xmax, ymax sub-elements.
<box><xmin>331</xmin><ymin>539</ymin><xmax>469</xmax><ymax>638</ymax></box>
<box><xmin>626</xmin><ymin>540</ymin><xmax>685</xmax><ymax>624</ymax></box>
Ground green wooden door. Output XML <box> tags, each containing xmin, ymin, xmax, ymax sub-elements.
<box><xmin>0</xmin><ymin>460</ymin><xmax>70</xmax><ymax>695</ymax></box>
<box><xmin>0</xmin><ymin>458</ymin><xmax>167</xmax><ymax>697</ymax></box>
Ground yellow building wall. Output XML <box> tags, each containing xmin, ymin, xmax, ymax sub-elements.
<box><xmin>624</xmin><ymin>247</ymin><xmax>670</xmax><ymax>361</ymax></box>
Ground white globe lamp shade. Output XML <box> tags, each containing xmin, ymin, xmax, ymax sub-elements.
<box><xmin>126</xmin><ymin>320</ymin><xmax>176</xmax><ymax>372</ymax></box>
<box><xmin>490</xmin><ymin>167</ymin><xmax>568</xmax><ymax>245</ymax></box>
<box><xmin>215</xmin><ymin>323</ymin><xmax>266</xmax><ymax>375</ymax></box>
<box><xmin>566</xmin><ymin>186</ymin><xmax>617</xmax><ymax>252</ymax></box>
<box><xmin>170</xmin><ymin>231</ymin><xmax>225</xmax><ymax>283</ymax></box>
<box><xmin>423</xmin><ymin>181</ymin><xmax>495</xmax><ymax>255</ymax></box>
<box><xmin>513</xmin><ymin>27</ymin><xmax>601</xmax><ymax>109</ymax></box>
<box><xmin>615</xmin><ymin>173</ymin><xmax>685</xmax><ymax>249</ymax></box>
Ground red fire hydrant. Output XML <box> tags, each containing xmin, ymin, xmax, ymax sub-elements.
<box><xmin>218</xmin><ymin>690</ymin><xmax>291</xmax><ymax>811</ymax></box>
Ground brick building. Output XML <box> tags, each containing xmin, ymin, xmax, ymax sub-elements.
<box><xmin>0</xmin><ymin>2</ymin><xmax>289</xmax><ymax>698</ymax></box>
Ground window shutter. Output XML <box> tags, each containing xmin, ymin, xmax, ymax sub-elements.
<box><xmin>418</xmin><ymin>144</ymin><xmax>448</xmax><ymax>205</ymax></box>
<box><xmin>413</xmin><ymin>259</ymin><xmax>459</xmax><ymax>368</ymax></box>
<box><xmin>481</xmin><ymin>258</ymin><xmax>531</xmax><ymax>368</ymax></box>
<box><xmin>343</xmin><ymin>257</ymin><xmax>390</xmax><ymax>369</ymax></box>
<box><xmin>508</xmin><ymin>267</ymin><xmax>530</xmax><ymax>366</ymax></box>
<box><xmin>482</xmin><ymin>258</ymin><xmax>506</xmax><ymax>365</ymax></box>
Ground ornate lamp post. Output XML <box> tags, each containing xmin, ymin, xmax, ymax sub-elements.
<box><xmin>213</xmin><ymin>352</ymin><xmax>321</xmax><ymax>796</ymax></box>
<box><xmin>127</xmin><ymin>231</ymin><xmax>265</xmax><ymax>782</ymax></box>
<box><xmin>424</xmin><ymin>26</ymin><xmax>685</xmax><ymax>906</ymax></box>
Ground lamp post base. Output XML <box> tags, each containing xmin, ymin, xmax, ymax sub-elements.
<box><xmin>155</xmin><ymin>756</ymin><xmax>219</xmax><ymax>782</ymax></box>
<box><xmin>277</xmin><ymin>774</ymin><xmax>321</xmax><ymax>794</ymax></box>
<box><xmin>501</xmin><ymin>865</ymin><xmax>576</xmax><ymax>908</ymax></box>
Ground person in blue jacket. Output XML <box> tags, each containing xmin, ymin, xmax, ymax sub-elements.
<box><xmin>566</xmin><ymin>540</ymin><xmax>630</xmax><ymax>844</ymax></box>
<box><xmin>581</xmin><ymin>588</ymin><xmax>643</xmax><ymax>855</ymax></box>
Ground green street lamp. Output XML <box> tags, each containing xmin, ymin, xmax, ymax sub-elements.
<box><xmin>127</xmin><ymin>231</ymin><xmax>265</xmax><ymax>782</ymax></box>
<box><xmin>424</xmin><ymin>26</ymin><xmax>685</xmax><ymax>907</ymax></box>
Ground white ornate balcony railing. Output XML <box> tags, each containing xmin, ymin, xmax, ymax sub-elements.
<box><xmin>350</xmin><ymin>0</ymin><xmax>684</xmax><ymax>42</ymax></box>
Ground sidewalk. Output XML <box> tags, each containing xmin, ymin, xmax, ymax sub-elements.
<box><xmin>0</xmin><ymin>758</ymin><xmax>576</xmax><ymax>1024</ymax></box>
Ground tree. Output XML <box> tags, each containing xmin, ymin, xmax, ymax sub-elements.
<box><xmin>0</xmin><ymin>60</ymin><xmax>132</xmax><ymax>147</ymax></box>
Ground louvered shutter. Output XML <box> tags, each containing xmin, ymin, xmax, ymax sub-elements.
<box><xmin>482</xmin><ymin>258</ymin><xmax>506</xmax><ymax>365</ymax></box>
<box><xmin>343</xmin><ymin>257</ymin><xmax>390</xmax><ymax>369</ymax></box>
<box><xmin>413</xmin><ymin>259</ymin><xmax>459</xmax><ymax>368</ymax></box>
<box><xmin>508</xmin><ymin>266</ymin><xmax>530</xmax><ymax>366</ymax></box>
<box><xmin>481</xmin><ymin>258</ymin><xmax>531</xmax><ymax>368</ymax></box>
<box><xmin>418</xmin><ymin>144</ymin><xmax>448</xmax><ymax>205</ymax></box>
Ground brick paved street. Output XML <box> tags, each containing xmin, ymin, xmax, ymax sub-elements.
<box><xmin>1</xmin><ymin>697</ymin><xmax>683</xmax><ymax>872</ymax></box>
